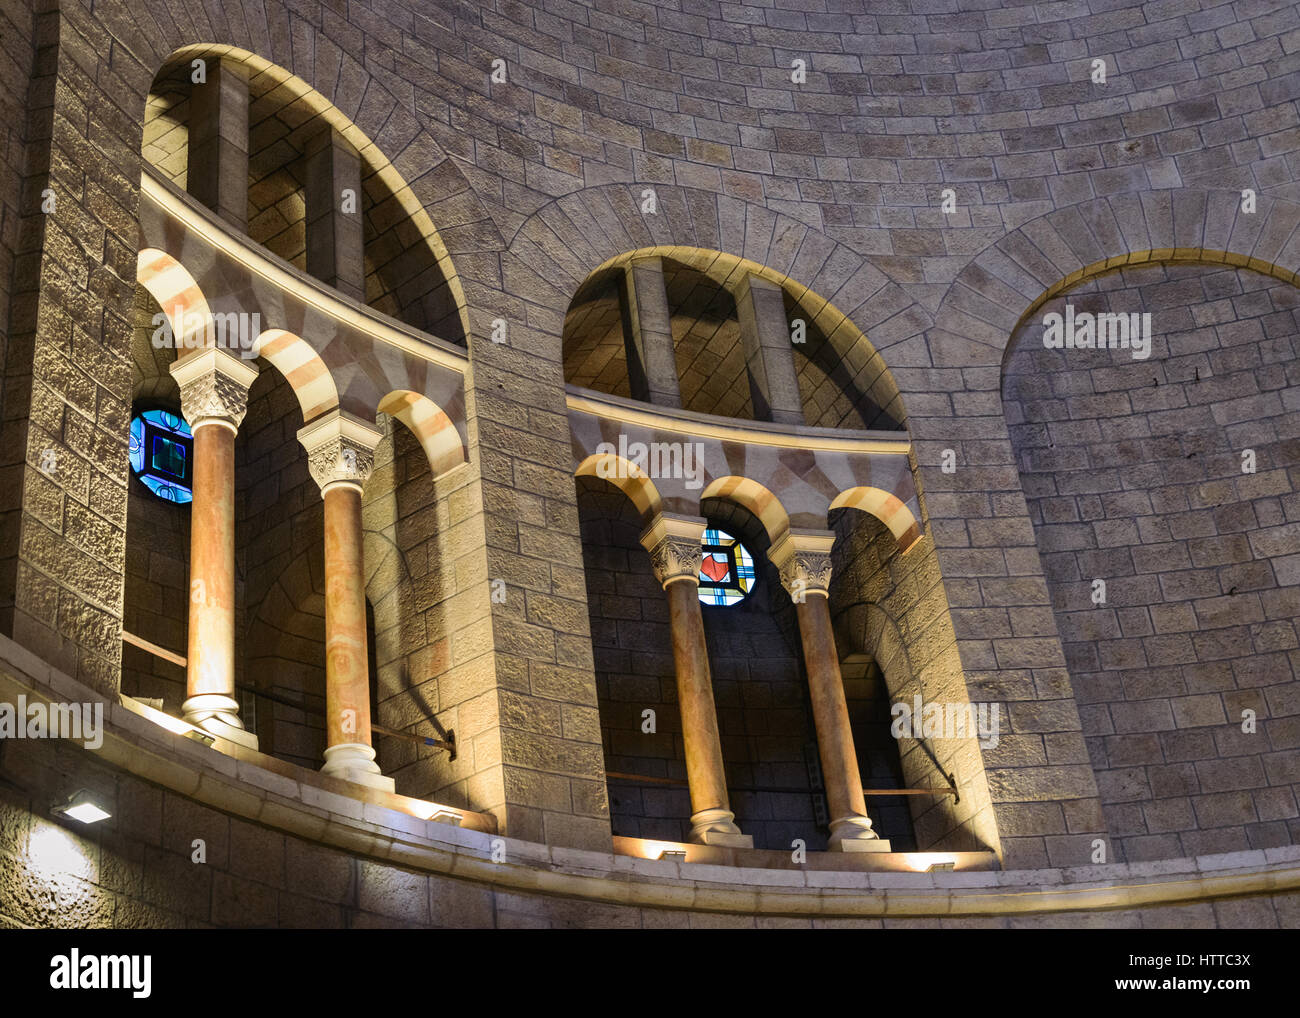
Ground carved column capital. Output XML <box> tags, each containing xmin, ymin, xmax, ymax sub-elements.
<box><xmin>297</xmin><ymin>409</ymin><xmax>383</xmax><ymax>494</ymax></box>
<box><xmin>169</xmin><ymin>348</ymin><xmax>259</xmax><ymax>432</ymax></box>
<box><xmin>768</xmin><ymin>530</ymin><xmax>836</xmax><ymax>599</ymax></box>
<box><xmin>639</xmin><ymin>513</ymin><xmax>707</xmax><ymax>588</ymax></box>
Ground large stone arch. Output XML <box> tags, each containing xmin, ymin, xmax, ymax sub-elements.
<box><xmin>901</xmin><ymin>188</ymin><xmax>1300</xmax><ymax>869</ymax></box>
<box><xmin>509</xmin><ymin>183</ymin><xmax>933</xmax><ymax>418</ymax></box>
<box><xmin>929</xmin><ymin>189</ymin><xmax>1300</xmax><ymax>370</ymax></box>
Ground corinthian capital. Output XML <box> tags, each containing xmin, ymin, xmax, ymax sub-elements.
<box><xmin>297</xmin><ymin>409</ymin><xmax>383</xmax><ymax>494</ymax></box>
<box><xmin>169</xmin><ymin>348</ymin><xmax>259</xmax><ymax>432</ymax></box>
<box><xmin>768</xmin><ymin>530</ymin><xmax>836</xmax><ymax>599</ymax></box>
<box><xmin>639</xmin><ymin>513</ymin><xmax>706</xmax><ymax>588</ymax></box>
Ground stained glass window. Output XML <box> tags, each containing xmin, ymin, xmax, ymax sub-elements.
<box><xmin>129</xmin><ymin>409</ymin><xmax>193</xmax><ymax>503</ymax></box>
<box><xmin>698</xmin><ymin>528</ymin><xmax>755</xmax><ymax>607</ymax></box>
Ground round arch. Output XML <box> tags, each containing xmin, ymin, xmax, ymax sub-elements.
<box><xmin>377</xmin><ymin>391</ymin><xmax>466</xmax><ymax>479</ymax></box>
<box><xmin>829</xmin><ymin>487</ymin><xmax>923</xmax><ymax>554</ymax></box>
<box><xmin>145</xmin><ymin>43</ymin><xmax>474</xmax><ymax>347</ymax></box>
<box><xmin>699</xmin><ymin>476</ymin><xmax>791</xmax><ymax>545</ymax></box>
<box><xmin>575</xmin><ymin>453</ymin><xmax>664</xmax><ymax>522</ymax></box>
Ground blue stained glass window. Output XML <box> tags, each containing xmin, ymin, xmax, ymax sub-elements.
<box><xmin>129</xmin><ymin>409</ymin><xmax>193</xmax><ymax>504</ymax></box>
<box><xmin>698</xmin><ymin>528</ymin><xmax>755</xmax><ymax>607</ymax></box>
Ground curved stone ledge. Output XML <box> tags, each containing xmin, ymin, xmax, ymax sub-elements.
<box><xmin>3</xmin><ymin>634</ymin><xmax>1296</xmax><ymax>923</ymax></box>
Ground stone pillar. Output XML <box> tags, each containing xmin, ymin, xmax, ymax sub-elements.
<box><xmin>769</xmin><ymin>530</ymin><xmax>890</xmax><ymax>852</ymax></box>
<box><xmin>298</xmin><ymin>410</ymin><xmax>394</xmax><ymax>792</ymax></box>
<box><xmin>187</xmin><ymin>58</ymin><xmax>249</xmax><ymax>231</ymax></box>
<box><xmin>304</xmin><ymin>127</ymin><xmax>365</xmax><ymax>302</ymax></box>
<box><xmin>618</xmin><ymin>256</ymin><xmax>683</xmax><ymax>408</ymax></box>
<box><xmin>736</xmin><ymin>273</ymin><xmax>803</xmax><ymax>425</ymax></box>
<box><xmin>639</xmin><ymin>513</ymin><xmax>751</xmax><ymax>848</ymax></box>
<box><xmin>170</xmin><ymin>348</ymin><xmax>259</xmax><ymax>748</ymax></box>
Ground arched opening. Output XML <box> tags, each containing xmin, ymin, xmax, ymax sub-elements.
<box><xmin>143</xmin><ymin>47</ymin><xmax>467</xmax><ymax>345</ymax></box>
<box><xmin>562</xmin><ymin>249</ymin><xmax>905</xmax><ymax>430</ymax></box>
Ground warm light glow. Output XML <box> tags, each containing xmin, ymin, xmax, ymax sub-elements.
<box><xmin>659</xmin><ymin>849</ymin><xmax>687</xmax><ymax>861</ymax></box>
<box><xmin>29</xmin><ymin>823</ymin><xmax>95</xmax><ymax>877</ymax></box>
<box><xmin>631</xmin><ymin>839</ymin><xmax>690</xmax><ymax>861</ymax></box>
<box><xmin>902</xmin><ymin>852</ymin><xmax>958</xmax><ymax>873</ymax></box>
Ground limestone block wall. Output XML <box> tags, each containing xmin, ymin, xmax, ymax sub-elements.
<box><xmin>1</xmin><ymin>647</ymin><xmax>1297</xmax><ymax>930</ymax></box>
<box><xmin>0</xmin><ymin>0</ymin><xmax>1297</xmax><ymax>866</ymax></box>
<box><xmin>120</xmin><ymin>481</ymin><xmax>189</xmax><ymax>712</ymax></box>
<box><xmin>1003</xmin><ymin>262</ymin><xmax>1300</xmax><ymax>860</ymax></box>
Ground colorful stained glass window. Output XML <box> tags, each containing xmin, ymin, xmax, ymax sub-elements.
<box><xmin>129</xmin><ymin>409</ymin><xmax>193</xmax><ymax>504</ymax></box>
<box><xmin>698</xmin><ymin>529</ymin><xmax>755</xmax><ymax>607</ymax></box>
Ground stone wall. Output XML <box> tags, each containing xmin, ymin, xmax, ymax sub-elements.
<box><xmin>1</xmin><ymin>648</ymin><xmax>1296</xmax><ymax>929</ymax></box>
<box><xmin>0</xmin><ymin>0</ymin><xmax>1296</xmax><ymax>875</ymax></box>
<box><xmin>1003</xmin><ymin>262</ymin><xmax>1300</xmax><ymax>861</ymax></box>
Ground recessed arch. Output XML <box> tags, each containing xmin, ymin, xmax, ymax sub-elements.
<box><xmin>574</xmin><ymin>454</ymin><xmax>664</xmax><ymax>521</ymax></box>
<box><xmin>699</xmin><ymin>476</ymin><xmax>791</xmax><ymax>545</ymax></box>
<box><xmin>830</xmin><ymin>486</ymin><xmax>923</xmax><ymax>553</ymax></box>
<box><xmin>251</xmin><ymin>329</ymin><xmax>338</xmax><ymax>423</ymax></box>
<box><xmin>146</xmin><ymin>43</ymin><xmax>473</xmax><ymax>347</ymax></box>
<box><xmin>564</xmin><ymin>245</ymin><xmax>905</xmax><ymax>430</ymax></box>
<box><xmin>377</xmin><ymin>391</ymin><xmax>466</xmax><ymax>478</ymax></box>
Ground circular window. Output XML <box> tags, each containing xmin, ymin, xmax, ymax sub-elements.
<box><xmin>129</xmin><ymin>408</ymin><xmax>194</xmax><ymax>503</ymax></box>
<box><xmin>698</xmin><ymin>529</ymin><xmax>755</xmax><ymax>606</ymax></box>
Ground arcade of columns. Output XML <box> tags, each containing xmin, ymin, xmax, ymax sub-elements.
<box><xmin>167</xmin><ymin>58</ymin><xmax>893</xmax><ymax>845</ymax></box>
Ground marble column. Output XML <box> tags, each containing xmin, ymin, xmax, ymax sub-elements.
<box><xmin>304</xmin><ymin>127</ymin><xmax>365</xmax><ymax>301</ymax></box>
<box><xmin>187</xmin><ymin>57</ymin><xmax>249</xmax><ymax>231</ymax></box>
<box><xmin>640</xmin><ymin>513</ymin><xmax>751</xmax><ymax>848</ymax></box>
<box><xmin>736</xmin><ymin>272</ymin><xmax>804</xmax><ymax>426</ymax></box>
<box><xmin>769</xmin><ymin>530</ymin><xmax>890</xmax><ymax>852</ymax></box>
<box><xmin>619</xmin><ymin>256</ymin><xmax>683</xmax><ymax>408</ymax></box>
<box><xmin>298</xmin><ymin>410</ymin><xmax>394</xmax><ymax>792</ymax></box>
<box><xmin>170</xmin><ymin>348</ymin><xmax>259</xmax><ymax>748</ymax></box>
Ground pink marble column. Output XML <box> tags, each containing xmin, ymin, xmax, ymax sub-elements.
<box><xmin>298</xmin><ymin>410</ymin><xmax>394</xmax><ymax>792</ymax></box>
<box><xmin>769</xmin><ymin>530</ymin><xmax>890</xmax><ymax>852</ymax></box>
<box><xmin>170</xmin><ymin>349</ymin><xmax>259</xmax><ymax>747</ymax></box>
<box><xmin>640</xmin><ymin>513</ymin><xmax>751</xmax><ymax>848</ymax></box>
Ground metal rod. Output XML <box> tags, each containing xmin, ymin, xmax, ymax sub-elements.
<box><xmin>122</xmin><ymin>630</ymin><xmax>187</xmax><ymax>668</ymax></box>
<box><xmin>371</xmin><ymin>723</ymin><xmax>454</xmax><ymax>755</ymax></box>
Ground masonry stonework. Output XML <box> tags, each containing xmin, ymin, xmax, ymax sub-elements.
<box><xmin>0</xmin><ymin>0</ymin><xmax>1295</xmax><ymax>930</ymax></box>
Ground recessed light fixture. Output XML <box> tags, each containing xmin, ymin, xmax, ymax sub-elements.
<box><xmin>927</xmin><ymin>861</ymin><xmax>956</xmax><ymax>873</ymax></box>
<box><xmin>51</xmin><ymin>790</ymin><xmax>111</xmax><ymax>825</ymax></box>
<box><xmin>659</xmin><ymin>849</ymin><xmax>687</xmax><ymax>861</ymax></box>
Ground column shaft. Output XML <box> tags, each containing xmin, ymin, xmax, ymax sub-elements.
<box><xmin>619</xmin><ymin>257</ymin><xmax>683</xmax><ymax>408</ymax></box>
<box><xmin>796</xmin><ymin>594</ymin><xmax>867</xmax><ymax>824</ymax></box>
<box><xmin>185</xmin><ymin>422</ymin><xmax>237</xmax><ymax>707</ymax></box>
<box><xmin>323</xmin><ymin>485</ymin><xmax>372</xmax><ymax>751</ymax></box>
<box><xmin>736</xmin><ymin>273</ymin><xmax>803</xmax><ymax>425</ymax></box>
<box><xmin>187</xmin><ymin>59</ymin><xmax>249</xmax><ymax>231</ymax></box>
<box><xmin>665</xmin><ymin>578</ymin><xmax>731</xmax><ymax>819</ymax></box>
<box><xmin>771</xmin><ymin>529</ymin><xmax>887</xmax><ymax>851</ymax></box>
<box><xmin>298</xmin><ymin>409</ymin><xmax>392</xmax><ymax>791</ymax></box>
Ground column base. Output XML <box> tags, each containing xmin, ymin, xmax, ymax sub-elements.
<box><xmin>182</xmin><ymin>694</ymin><xmax>258</xmax><ymax>750</ymax></box>
<box><xmin>322</xmin><ymin>743</ymin><xmax>395</xmax><ymax>793</ymax></box>
<box><xmin>829</xmin><ymin>815</ymin><xmax>892</xmax><ymax>853</ymax></box>
<box><xmin>688</xmin><ymin>807</ymin><xmax>754</xmax><ymax>849</ymax></box>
